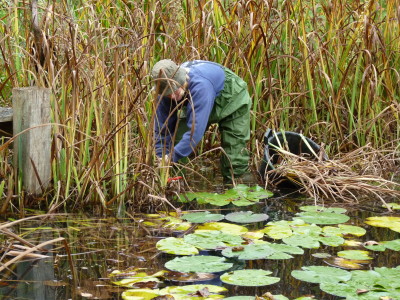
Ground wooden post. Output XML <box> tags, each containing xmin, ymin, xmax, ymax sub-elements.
<box><xmin>13</xmin><ymin>87</ymin><xmax>51</xmax><ymax>194</ymax></box>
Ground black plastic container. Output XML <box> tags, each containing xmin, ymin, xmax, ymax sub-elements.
<box><xmin>259</xmin><ymin>129</ymin><xmax>327</xmax><ymax>187</ymax></box>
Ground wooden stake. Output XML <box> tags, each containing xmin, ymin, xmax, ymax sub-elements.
<box><xmin>12</xmin><ymin>87</ymin><xmax>51</xmax><ymax>194</ymax></box>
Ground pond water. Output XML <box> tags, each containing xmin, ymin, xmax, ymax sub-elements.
<box><xmin>0</xmin><ymin>187</ymin><xmax>399</xmax><ymax>300</ymax></box>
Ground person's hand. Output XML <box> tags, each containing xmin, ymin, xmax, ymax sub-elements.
<box><xmin>156</xmin><ymin>154</ymin><xmax>172</xmax><ymax>167</ymax></box>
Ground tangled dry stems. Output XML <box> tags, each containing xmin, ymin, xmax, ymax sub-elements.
<box><xmin>265</xmin><ymin>144</ymin><xmax>400</xmax><ymax>206</ymax></box>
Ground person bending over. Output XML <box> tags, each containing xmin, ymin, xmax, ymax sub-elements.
<box><xmin>151</xmin><ymin>59</ymin><xmax>255</xmax><ymax>184</ymax></box>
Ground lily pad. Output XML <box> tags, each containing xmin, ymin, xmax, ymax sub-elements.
<box><xmin>225</xmin><ymin>211</ymin><xmax>269</xmax><ymax>224</ymax></box>
<box><xmin>322</xmin><ymin>224</ymin><xmax>366</xmax><ymax>237</ymax></box>
<box><xmin>156</xmin><ymin>237</ymin><xmax>199</xmax><ymax>255</ymax></box>
<box><xmin>224</xmin><ymin>297</ymin><xmax>255</xmax><ymax>300</ymax></box>
<box><xmin>121</xmin><ymin>289</ymin><xmax>161</xmax><ymax>300</ymax></box>
<box><xmin>282</xmin><ymin>234</ymin><xmax>321</xmax><ymax>249</ymax></box>
<box><xmin>294</xmin><ymin>211</ymin><xmax>350</xmax><ymax>225</ymax></box>
<box><xmin>365</xmin><ymin>216</ymin><xmax>400</xmax><ymax>233</ymax></box>
<box><xmin>181</xmin><ymin>211</ymin><xmax>225</xmax><ymax>223</ymax></box>
<box><xmin>110</xmin><ymin>269</ymin><xmax>166</xmax><ymax>288</ymax></box>
<box><xmin>291</xmin><ymin>266</ymin><xmax>351</xmax><ymax>284</ymax></box>
<box><xmin>320</xmin><ymin>267</ymin><xmax>400</xmax><ymax>298</ymax></box>
<box><xmin>299</xmin><ymin>205</ymin><xmax>347</xmax><ymax>214</ymax></box>
<box><xmin>163</xmin><ymin>271</ymin><xmax>217</xmax><ymax>283</ymax></box>
<box><xmin>165</xmin><ymin>255</ymin><xmax>233</xmax><ymax>273</ymax></box>
<box><xmin>196</xmin><ymin>222</ymin><xmax>248</xmax><ymax>235</ymax></box>
<box><xmin>220</xmin><ymin>269</ymin><xmax>280</xmax><ymax>286</ymax></box>
<box><xmin>337</xmin><ymin>250</ymin><xmax>373</xmax><ymax>260</ymax></box>
<box><xmin>221</xmin><ymin>242</ymin><xmax>303</xmax><ymax>260</ymax></box>
<box><xmin>178</xmin><ymin>185</ymin><xmax>273</xmax><ymax>207</ymax></box>
<box><xmin>161</xmin><ymin>284</ymin><xmax>227</xmax><ymax>295</ymax></box>
<box><xmin>183</xmin><ymin>231</ymin><xmax>244</xmax><ymax>250</ymax></box>
<box><xmin>262</xmin><ymin>224</ymin><xmax>293</xmax><ymax>239</ymax></box>
<box><xmin>221</xmin><ymin>244</ymin><xmax>275</xmax><ymax>260</ymax></box>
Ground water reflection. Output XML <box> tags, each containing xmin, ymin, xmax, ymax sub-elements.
<box><xmin>0</xmin><ymin>195</ymin><xmax>399</xmax><ymax>299</ymax></box>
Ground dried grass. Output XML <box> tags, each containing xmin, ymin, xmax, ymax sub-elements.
<box><xmin>265</xmin><ymin>144</ymin><xmax>400</xmax><ymax>206</ymax></box>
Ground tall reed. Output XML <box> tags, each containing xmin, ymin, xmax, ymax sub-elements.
<box><xmin>0</xmin><ymin>0</ymin><xmax>398</xmax><ymax>213</ymax></box>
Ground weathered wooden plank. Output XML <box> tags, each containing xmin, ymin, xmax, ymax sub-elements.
<box><xmin>0</xmin><ymin>107</ymin><xmax>13</xmax><ymax>122</ymax></box>
<box><xmin>12</xmin><ymin>87</ymin><xmax>51</xmax><ymax>194</ymax></box>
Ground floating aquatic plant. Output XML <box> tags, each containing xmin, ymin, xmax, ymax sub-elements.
<box><xmin>364</xmin><ymin>216</ymin><xmax>400</xmax><ymax>233</ymax></box>
<box><xmin>156</xmin><ymin>237</ymin><xmax>199</xmax><ymax>255</ymax></box>
<box><xmin>165</xmin><ymin>255</ymin><xmax>233</xmax><ymax>273</ymax></box>
<box><xmin>178</xmin><ymin>185</ymin><xmax>273</xmax><ymax>207</ymax></box>
<box><xmin>291</xmin><ymin>266</ymin><xmax>352</xmax><ymax>284</ymax></box>
<box><xmin>181</xmin><ymin>211</ymin><xmax>225</xmax><ymax>223</ymax></box>
<box><xmin>221</xmin><ymin>242</ymin><xmax>303</xmax><ymax>260</ymax></box>
<box><xmin>225</xmin><ymin>211</ymin><xmax>269</xmax><ymax>224</ymax></box>
<box><xmin>220</xmin><ymin>269</ymin><xmax>280</xmax><ymax>286</ymax></box>
<box><xmin>320</xmin><ymin>267</ymin><xmax>400</xmax><ymax>299</ymax></box>
<box><xmin>183</xmin><ymin>230</ymin><xmax>244</xmax><ymax>250</ymax></box>
<box><xmin>337</xmin><ymin>250</ymin><xmax>373</xmax><ymax>261</ymax></box>
<box><xmin>196</xmin><ymin>222</ymin><xmax>248</xmax><ymax>235</ymax></box>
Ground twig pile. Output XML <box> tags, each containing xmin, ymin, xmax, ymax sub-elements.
<box><xmin>265</xmin><ymin>145</ymin><xmax>400</xmax><ymax>206</ymax></box>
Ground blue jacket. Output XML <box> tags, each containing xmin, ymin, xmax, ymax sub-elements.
<box><xmin>154</xmin><ymin>60</ymin><xmax>225</xmax><ymax>162</ymax></box>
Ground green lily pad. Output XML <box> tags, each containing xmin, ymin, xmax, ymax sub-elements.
<box><xmin>181</xmin><ymin>211</ymin><xmax>225</xmax><ymax>223</ymax></box>
<box><xmin>196</xmin><ymin>222</ymin><xmax>248</xmax><ymax>235</ymax></box>
<box><xmin>165</xmin><ymin>255</ymin><xmax>233</xmax><ymax>273</ymax></box>
<box><xmin>121</xmin><ymin>289</ymin><xmax>161</xmax><ymax>300</ymax></box>
<box><xmin>291</xmin><ymin>224</ymin><xmax>322</xmax><ymax>235</ymax></box>
<box><xmin>221</xmin><ymin>244</ymin><xmax>275</xmax><ymax>260</ymax></box>
<box><xmin>178</xmin><ymin>185</ymin><xmax>273</xmax><ymax>207</ymax></box>
<box><xmin>161</xmin><ymin>284</ymin><xmax>227</xmax><ymax>295</ymax></box>
<box><xmin>283</xmin><ymin>234</ymin><xmax>321</xmax><ymax>249</ymax></box>
<box><xmin>322</xmin><ymin>224</ymin><xmax>366</xmax><ymax>237</ymax></box>
<box><xmin>220</xmin><ymin>269</ymin><xmax>280</xmax><ymax>286</ymax></box>
<box><xmin>221</xmin><ymin>242</ymin><xmax>303</xmax><ymax>260</ymax></box>
<box><xmin>337</xmin><ymin>250</ymin><xmax>373</xmax><ymax>260</ymax></box>
<box><xmin>183</xmin><ymin>231</ymin><xmax>244</xmax><ymax>250</ymax></box>
<box><xmin>262</xmin><ymin>224</ymin><xmax>293</xmax><ymax>239</ymax></box>
<box><xmin>156</xmin><ymin>237</ymin><xmax>199</xmax><ymax>255</ymax></box>
<box><xmin>299</xmin><ymin>206</ymin><xmax>347</xmax><ymax>214</ymax></box>
<box><xmin>110</xmin><ymin>269</ymin><xmax>166</xmax><ymax>288</ymax></box>
<box><xmin>383</xmin><ymin>239</ymin><xmax>400</xmax><ymax>251</ymax></box>
<box><xmin>225</xmin><ymin>211</ymin><xmax>269</xmax><ymax>224</ymax></box>
<box><xmin>291</xmin><ymin>266</ymin><xmax>351</xmax><ymax>284</ymax></box>
<box><xmin>320</xmin><ymin>267</ymin><xmax>400</xmax><ymax>298</ymax></box>
<box><xmin>224</xmin><ymin>297</ymin><xmax>255</xmax><ymax>300</ymax></box>
<box><xmin>294</xmin><ymin>211</ymin><xmax>350</xmax><ymax>225</ymax></box>
<box><xmin>365</xmin><ymin>216</ymin><xmax>400</xmax><ymax>233</ymax></box>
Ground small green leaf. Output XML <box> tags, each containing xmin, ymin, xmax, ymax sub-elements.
<box><xmin>220</xmin><ymin>269</ymin><xmax>280</xmax><ymax>286</ymax></box>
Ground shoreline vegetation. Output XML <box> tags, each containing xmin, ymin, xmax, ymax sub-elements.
<box><xmin>0</xmin><ymin>0</ymin><xmax>399</xmax><ymax>214</ymax></box>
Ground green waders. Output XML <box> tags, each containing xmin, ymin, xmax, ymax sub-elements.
<box><xmin>176</xmin><ymin>67</ymin><xmax>251</xmax><ymax>181</ymax></box>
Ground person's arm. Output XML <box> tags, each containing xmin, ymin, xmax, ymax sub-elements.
<box><xmin>172</xmin><ymin>80</ymin><xmax>215</xmax><ymax>162</ymax></box>
<box><xmin>154</xmin><ymin>97</ymin><xmax>178</xmax><ymax>157</ymax></box>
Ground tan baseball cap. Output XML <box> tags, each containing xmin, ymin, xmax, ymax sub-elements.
<box><xmin>151</xmin><ymin>59</ymin><xmax>187</xmax><ymax>95</ymax></box>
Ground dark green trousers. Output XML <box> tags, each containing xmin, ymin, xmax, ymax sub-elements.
<box><xmin>176</xmin><ymin>67</ymin><xmax>251</xmax><ymax>180</ymax></box>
